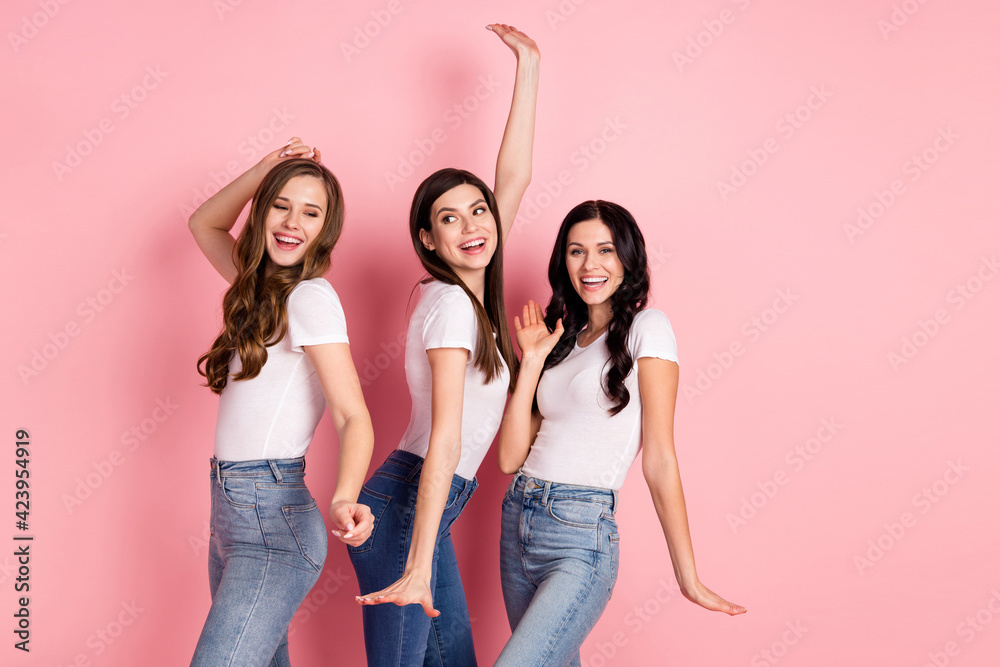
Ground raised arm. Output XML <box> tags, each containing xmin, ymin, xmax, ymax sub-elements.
<box><xmin>498</xmin><ymin>300</ymin><xmax>563</xmax><ymax>474</ymax></box>
<box><xmin>357</xmin><ymin>347</ymin><xmax>468</xmax><ymax>617</ymax></box>
<box><xmin>303</xmin><ymin>342</ymin><xmax>375</xmax><ymax>547</ymax></box>
<box><xmin>487</xmin><ymin>24</ymin><xmax>540</xmax><ymax>245</ymax></box>
<box><xmin>638</xmin><ymin>356</ymin><xmax>746</xmax><ymax>616</ymax></box>
<box><xmin>188</xmin><ymin>137</ymin><xmax>320</xmax><ymax>284</ymax></box>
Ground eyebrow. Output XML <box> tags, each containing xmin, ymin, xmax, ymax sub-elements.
<box><xmin>435</xmin><ymin>199</ymin><xmax>488</xmax><ymax>215</ymax></box>
<box><xmin>275</xmin><ymin>195</ymin><xmax>324</xmax><ymax>211</ymax></box>
<box><xmin>567</xmin><ymin>241</ymin><xmax>615</xmax><ymax>247</ymax></box>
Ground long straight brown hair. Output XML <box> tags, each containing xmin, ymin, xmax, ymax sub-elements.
<box><xmin>409</xmin><ymin>168</ymin><xmax>517</xmax><ymax>391</ymax></box>
<box><xmin>197</xmin><ymin>159</ymin><xmax>345</xmax><ymax>394</ymax></box>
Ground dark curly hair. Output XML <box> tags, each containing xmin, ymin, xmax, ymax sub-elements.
<box><xmin>542</xmin><ymin>200</ymin><xmax>650</xmax><ymax>415</ymax></box>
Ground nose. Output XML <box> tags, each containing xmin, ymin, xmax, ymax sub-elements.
<box><xmin>460</xmin><ymin>214</ymin><xmax>477</xmax><ymax>233</ymax></box>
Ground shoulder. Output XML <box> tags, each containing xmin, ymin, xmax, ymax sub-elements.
<box><xmin>288</xmin><ymin>278</ymin><xmax>345</xmax><ymax>313</ymax></box>
<box><xmin>631</xmin><ymin>308</ymin><xmax>674</xmax><ymax>334</ymax></box>
<box><xmin>421</xmin><ymin>280</ymin><xmax>474</xmax><ymax>318</ymax></box>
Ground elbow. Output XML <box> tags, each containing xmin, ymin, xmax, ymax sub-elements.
<box><xmin>498</xmin><ymin>456</ymin><xmax>520</xmax><ymax>476</ymax></box>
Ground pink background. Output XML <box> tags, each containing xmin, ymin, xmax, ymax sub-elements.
<box><xmin>3</xmin><ymin>1</ymin><xmax>999</xmax><ymax>665</ymax></box>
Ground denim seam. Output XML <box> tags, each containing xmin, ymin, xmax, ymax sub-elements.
<box><xmin>282</xmin><ymin>502</ymin><xmax>323</xmax><ymax>572</ymax></box>
<box><xmin>536</xmin><ymin>567</ymin><xmax>599</xmax><ymax>665</ymax></box>
<box><xmin>223</xmin><ymin>550</ymin><xmax>271</xmax><ymax>666</ymax></box>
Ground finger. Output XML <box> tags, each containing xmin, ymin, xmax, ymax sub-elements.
<box><xmin>312</xmin><ymin>147</ymin><xmax>322</xmax><ymax>163</ymax></box>
<box><xmin>554</xmin><ymin>317</ymin><xmax>564</xmax><ymax>334</ymax></box>
<box><xmin>534</xmin><ymin>301</ymin><xmax>545</xmax><ymax>322</ymax></box>
<box><xmin>513</xmin><ymin>316</ymin><xmax>522</xmax><ymax>332</ymax></box>
<box><xmin>523</xmin><ymin>304</ymin><xmax>530</xmax><ymax>326</ymax></box>
<box><xmin>421</xmin><ymin>601</ymin><xmax>441</xmax><ymax>618</ymax></box>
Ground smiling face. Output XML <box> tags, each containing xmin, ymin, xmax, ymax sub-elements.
<box><xmin>565</xmin><ymin>218</ymin><xmax>625</xmax><ymax>307</ymax></box>
<box><xmin>263</xmin><ymin>175</ymin><xmax>329</xmax><ymax>268</ymax></box>
<box><xmin>419</xmin><ymin>183</ymin><xmax>498</xmax><ymax>282</ymax></box>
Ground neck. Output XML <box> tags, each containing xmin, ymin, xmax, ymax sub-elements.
<box><xmin>453</xmin><ymin>267</ymin><xmax>486</xmax><ymax>305</ymax></box>
<box><xmin>586</xmin><ymin>302</ymin><xmax>613</xmax><ymax>334</ymax></box>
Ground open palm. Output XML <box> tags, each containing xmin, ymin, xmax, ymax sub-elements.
<box><xmin>514</xmin><ymin>300</ymin><xmax>563</xmax><ymax>361</ymax></box>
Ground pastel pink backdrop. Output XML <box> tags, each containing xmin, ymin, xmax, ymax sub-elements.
<box><xmin>3</xmin><ymin>1</ymin><xmax>998</xmax><ymax>665</ymax></box>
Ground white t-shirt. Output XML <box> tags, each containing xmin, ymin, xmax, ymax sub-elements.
<box><xmin>521</xmin><ymin>309</ymin><xmax>679</xmax><ymax>490</ymax></box>
<box><xmin>214</xmin><ymin>278</ymin><xmax>349</xmax><ymax>461</ymax></box>
<box><xmin>397</xmin><ymin>280</ymin><xmax>510</xmax><ymax>480</ymax></box>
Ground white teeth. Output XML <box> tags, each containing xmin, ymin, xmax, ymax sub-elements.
<box><xmin>582</xmin><ymin>277</ymin><xmax>607</xmax><ymax>284</ymax></box>
<box><xmin>460</xmin><ymin>239</ymin><xmax>485</xmax><ymax>249</ymax></box>
<box><xmin>275</xmin><ymin>234</ymin><xmax>302</xmax><ymax>245</ymax></box>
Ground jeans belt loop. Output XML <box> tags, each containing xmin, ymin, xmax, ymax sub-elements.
<box><xmin>541</xmin><ymin>480</ymin><xmax>551</xmax><ymax>507</ymax></box>
<box><xmin>268</xmin><ymin>459</ymin><xmax>283</xmax><ymax>483</ymax></box>
<box><xmin>406</xmin><ymin>458</ymin><xmax>423</xmax><ymax>482</ymax></box>
<box><xmin>611</xmin><ymin>488</ymin><xmax>619</xmax><ymax>513</ymax></box>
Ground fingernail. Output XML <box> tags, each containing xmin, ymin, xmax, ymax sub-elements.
<box><xmin>306</xmin><ymin>150</ymin><xmax>314</xmax><ymax>158</ymax></box>
<box><xmin>279</xmin><ymin>151</ymin><xmax>288</xmax><ymax>157</ymax></box>
<box><xmin>344</xmin><ymin>533</ymin><xmax>354</xmax><ymax>539</ymax></box>
<box><xmin>284</xmin><ymin>138</ymin><xmax>293</xmax><ymax>146</ymax></box>
<box><xmin>332</xmin><ymin>530</ymin><xmax>341</xmax><ymax>536</ymax></box>
<box><xmin>347</xmin><ymin>523</ymin><xmax>354</xmax><ymax>531</ymax></box>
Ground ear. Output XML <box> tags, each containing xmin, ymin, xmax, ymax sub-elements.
<box><xmin>419</xmin><ymin>228</ymin><xmax>435</xmax><ymax>252</ymax></box>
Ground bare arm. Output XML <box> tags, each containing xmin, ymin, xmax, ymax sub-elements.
<box><xmin>303</xmin><ymin>342</ymin><xmax>375</xmax><ymax>547</ymax></box>
<box><xmin>188</xmin><ymin>137</ymin><xmax>320</xmax><ymax>284</ymax></box>
<box><xmin>638</xmin><ymin>357</ymin><xmax>746</xmax><ymax>615</ymax></box>
<box><xmin>487</xmin><ymin>24</ymin><xmax>540</xmax><ymax>245</ymax></box>
<box><xmin>357</xmin><ymin>347</ymin><xmax>469</xmax><ymax>617</ymax></box>
<box><xmin>498</xmin><ymin>300</ymin><xmax>562</xmax><ymax>474</ymax></box>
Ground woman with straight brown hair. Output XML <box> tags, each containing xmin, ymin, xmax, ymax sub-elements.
<box><xmin>347</xmin><ymin>23</ymin><xmax>539</xmax><ymax>667</ymax></box>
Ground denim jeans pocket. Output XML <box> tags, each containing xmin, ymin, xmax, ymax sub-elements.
<box><xmin>219</xmin><ymin>476</ymin><xmax>257</xmax><ymax>509</ymax></box>
<box><xmin>283</xmin><ymin>502</ymin><xmax>327</xmax><ymax>572</ymax></box>
<box><xmin>347</xmin><ymin>486</ymin><xmax>392</xmax><ymax>554</ymax></box>
<box><xmin>547</xmin><ymin>498</ymin><xmax>604</xmax><ymax>529</ymax></box>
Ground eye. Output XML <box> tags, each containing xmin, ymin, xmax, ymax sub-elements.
<box><xmin>441</xmin><ymin>214</ymin><xmax>457</xmax><ymax>224</ymax></box>
<box><xmin>569</xmin><ymin>249</ymin><xmax>584</xmax><ymax>256</ymax></box>
<box><xmin>473</xmin><ymin>206</ymin><xmax>487</xmax><ymax>215</ymax></box>
<box><xmin>306</xmin><ymin>211</ymin><xmax>320</xmax><ymax>217</ymax></box>
<box><xmin>600</xmin><ymin>248</ymin><xmax>613</xmax><ymax>254</ymax></box>
<box><xmin>273</xmin><ymin>203</ymin><xmax>289</xmax><ymax>211</ymax></box>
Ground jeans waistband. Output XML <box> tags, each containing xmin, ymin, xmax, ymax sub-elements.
<box><xmin>511</xmin><ymin>471</ymin><xmax>618</xmax><ymax>513</ymax></box>
<box><xmin>209</xmin><ymin>457</ymin><xmax>306</xmax><ymax>484</ymax></box>
<box><xmin>383</xmin><ymin>449</ymin><xmax>478</xmax><ymax>493</ymax></box>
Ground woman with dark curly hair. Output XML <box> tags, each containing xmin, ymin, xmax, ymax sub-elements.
<box><xmin>495</xmin><ymin>200</ymin><xmax>745</xmax><ymax>666</ymax></box>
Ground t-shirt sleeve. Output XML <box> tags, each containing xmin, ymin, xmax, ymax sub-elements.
<box><xmin>631</xmin><ymin>309</ymin><xmax>679</xmax><ymax>364</ymax></box>
<box><xmin>422</xmin><ymin>286</ymin><xmax>477</xmax><ymax>352</ymax></box>
<box><xmin>287</xmin><ymin>280</ymin><xmax>350</xmax><ymax>350</ymax></box>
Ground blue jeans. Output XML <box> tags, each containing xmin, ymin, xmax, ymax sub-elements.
<box><xmin>348</xmin><ymin>450</ymin><xmax>479</xmax><ymax>667</ymax></box>
<box><xmin>191</xmin><ymin>458</ymin><xmax>327</xmax><ymax>667</ymax></box>
<box><xmin>496</xmin><ymin>473</ymin><xmax>620</xmax><ymax>667</ymax></box>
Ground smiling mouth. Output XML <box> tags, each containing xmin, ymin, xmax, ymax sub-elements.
<box><xmin>274</xmin><ymin>233</ymin><xmax>303</xmax><ymax>249</ymax></box>
<box><xmin>459</xmin><ymin>238</ymin><xmax>486</xmax><ymax>250</ymax></box>
<box><xmin>581</xmin><ymin>277</ymin><xmax>608</xmax><ymax>286</ymax></box>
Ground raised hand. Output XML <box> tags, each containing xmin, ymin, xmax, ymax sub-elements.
<box><xmin>260</xmin><ymin>136</ymin><xmax>323</xmax><ymax>170</ymax></box>
<box><xmin>514</xmin><ymin>300</ymin><xmax>564</xmax><ymax>362</ymax></box>
<box><xmin>356</xmin><ymin>570</ymin><xmax>439</xmax><ymax>618</ymax></box>
<box><xmin>486</xmin><ymin>23</ymin><xmax>540</xmax><ymax>64</ymax></box>
<box><xmin>329</xmin><ymin>500</ymin><xmax>374</xmax><ymax>548</ymax></box>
